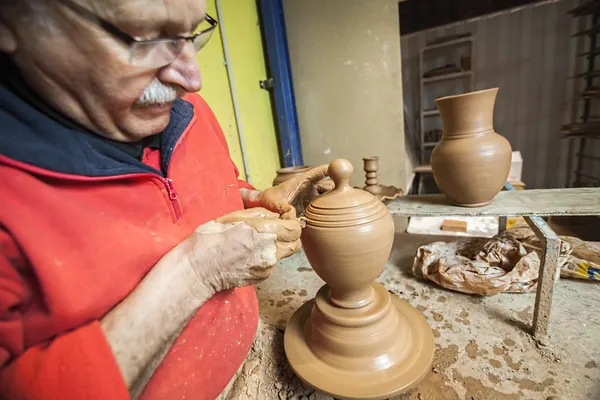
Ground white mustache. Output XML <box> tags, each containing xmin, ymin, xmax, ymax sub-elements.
<box><xmin>135</xmin><ymin>79</ymin><xmax>181</xmax><ymax>106</ymax></box>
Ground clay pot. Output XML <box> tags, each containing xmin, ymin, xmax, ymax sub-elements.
<box><xmin>272</xmin><ymin>165</ymin><xmax>311</xmax><ymax>186</ymax></box>
<box><xmin>431</xmin><ymin>88</ymin><xmax>512</xmax><ymax>207</ymax></box>
<box><xmin>285</xmin><ymin>159</ymin><xmax>434</xmax><ymax>399</ymax></box>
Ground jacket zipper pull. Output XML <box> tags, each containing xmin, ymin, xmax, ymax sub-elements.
<box><xmin>164</xmin><ymin>178</ymin><xmax>183</xmax><ymax>221</ymax></box>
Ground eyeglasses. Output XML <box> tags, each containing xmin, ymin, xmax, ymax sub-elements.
<box><xmin>56</xmin><ymin>0</ymin><xmax>218</xmax><ymax>69</ymax></box>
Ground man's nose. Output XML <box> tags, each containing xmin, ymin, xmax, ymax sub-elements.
<box><xmin>157</xmin><ymin>42</ymin><xmax>202</xmax><ymax>93</ymax></box>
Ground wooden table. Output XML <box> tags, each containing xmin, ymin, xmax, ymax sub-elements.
<box><xmin>385</xmin><ymin>187</ymin><xmax>600</xmax><ymax>341</ymax></box>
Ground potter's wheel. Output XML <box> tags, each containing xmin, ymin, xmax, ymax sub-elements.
<box><xmin>284</xmin><ymin>283</ymin><xmax>434</xmax><ymax>400</ymax></box>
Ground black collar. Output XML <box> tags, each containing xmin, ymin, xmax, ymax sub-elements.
<box><xmin>0</xmin><ymin>55</ymin><xmax>194</xmax><ymax>177</ymax></box>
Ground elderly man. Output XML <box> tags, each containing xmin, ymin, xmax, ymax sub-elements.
<box><xmin>0</xmin><ymin>1</ymin><xmax>329</xmax><ymax>399</ymax></box>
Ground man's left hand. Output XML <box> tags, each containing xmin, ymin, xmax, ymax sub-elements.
<box><xmin>241</xmin><ymin>164</ymin><xmax>331</xmax><ymax>219</ymax></box>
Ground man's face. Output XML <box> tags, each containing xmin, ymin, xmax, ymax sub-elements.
<box><xmin>0</xmin><ymin>0</ymin><xmax>206</xmax><ymax>141</ymax></box>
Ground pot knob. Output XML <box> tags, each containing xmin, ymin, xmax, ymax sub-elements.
<box><xmin>328</xmin><ymin>158</ymin><xmax>353</xmax><ymax>192</ymax></box>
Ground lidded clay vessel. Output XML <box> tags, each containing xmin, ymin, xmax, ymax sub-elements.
<box><xmin>285</xmin><ymin>159</ymin><xmax>434</xmax><ymax>400</ymax></box>
<box><xmin>431</xmin><ymin>88</ymin><xmax>512</xmax><ymax>207</ymax></box>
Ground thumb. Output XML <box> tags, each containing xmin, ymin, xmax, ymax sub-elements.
<box><xmin>302</xmin><ymin>164</ymin><xmax>330</xmax><ymax>184</ymax></box>
<box><xmin>216</xmin><ymin>208</ymin><xmax>279</xmax><ymax>223</ymax></box>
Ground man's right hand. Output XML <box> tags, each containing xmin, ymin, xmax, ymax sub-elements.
<box><xmin>183</xmin><ymin>208</ymin><xmax>302</xmax><ymax>296</ymax></box>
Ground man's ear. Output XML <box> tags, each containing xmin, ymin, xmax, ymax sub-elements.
<box><xmin>0</xmin><ymin>20</ymin><xmax>18</xmax><ymax>54</ymax></box>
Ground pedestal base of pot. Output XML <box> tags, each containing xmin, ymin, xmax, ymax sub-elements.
<box><xmin>284</xmin><ymin>283</ymin><xmax>434</xmax><ymax>400</ymax></box>
<box><xmin>452</xmin><ymin>199</ymin><xmax>492</xmax><ymax>208</ymax></box>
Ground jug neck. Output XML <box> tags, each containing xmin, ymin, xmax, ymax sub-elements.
<box><xmin>435</xmin><ymin>88</ymin><xmax>498</xmax><ymax>138</ymax></box>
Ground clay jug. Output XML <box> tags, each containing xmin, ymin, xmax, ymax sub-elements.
<box><xmin>431</xmin><ymin>88</ymin><xmax>512</xmax><ymax>207</ymax></box>
<box><xmin>285</xmin><ymin>159</ymin><xmax>434</xmax><ymax>399</ymax></box>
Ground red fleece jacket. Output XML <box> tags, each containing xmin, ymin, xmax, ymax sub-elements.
<box><xmin>0</xmin><ymin>94</ymin><xmax>258</xmax><ymax>399</ymax></box>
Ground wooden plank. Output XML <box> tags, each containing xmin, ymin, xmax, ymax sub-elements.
<box><xmin>524</xmin><ymin>216</ymin><xmax>562</xmax><ymax>342</ymax></box>
<box><xmin>387</xmin><ymin>188</ymin><xmax>600</xmax><ymax>217</ymax></box>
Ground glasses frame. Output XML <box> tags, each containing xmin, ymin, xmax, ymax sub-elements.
<box><xmin>55</xmin><ymin>0</ymin><xmax>218</xmax><ymax>66</ymax></box>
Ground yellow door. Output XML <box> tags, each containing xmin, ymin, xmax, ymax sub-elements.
<box><xmin>197</xmin><ymin>0</ymin><xmax>281</xmax><ymax>190</ymax></box>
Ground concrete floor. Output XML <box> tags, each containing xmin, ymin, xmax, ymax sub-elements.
<box><xmin>256</xmin><ymin>231</ymin><xmax>600</xmax><ymax>400</ymax></box>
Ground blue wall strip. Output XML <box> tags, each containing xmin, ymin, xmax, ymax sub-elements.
<box><xmin>259</xmin><ymin>0</ymin><xmax>304</xmax><ymax>167</ymax></box>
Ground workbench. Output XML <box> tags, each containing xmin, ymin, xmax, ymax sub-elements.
<box><xmin>385</xmin><ymin>186</ymin><xmax>600</xmax><ymax>341</ymax></box>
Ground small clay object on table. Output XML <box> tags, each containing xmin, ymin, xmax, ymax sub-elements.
<box><xmin>431</xmin><ymin>88</ymin><xmax>512</xmax><ymax>207</ymax></box>
<box><xmin>362</xmin><ymin>156</ymin><xmax>403</xmax><ymax>202</ymax></box>
<box><xmin>285</xmin><ymin>159</ymin><xmax>434</xmax><ymax>400</ymax></box>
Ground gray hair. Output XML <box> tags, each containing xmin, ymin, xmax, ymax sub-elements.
<box><xmin>0</xmin><ymin>0</ymin><xmax>53</xmax><ymax>28</ymax></box>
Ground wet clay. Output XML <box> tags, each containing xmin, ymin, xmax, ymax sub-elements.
<box><xmin>431</xmin><ymin>88</ymin><xmax>512</xmax><ymax>207</ymax></box>
<box><xmin>284</xmin><ymin>159</ymin><xmax>435</xmax><ymax>400</ymax></box>
<box><xmin>272</xmin><ymin>165</ymin><xmax>317</xmax><ymax>215</ymax></box>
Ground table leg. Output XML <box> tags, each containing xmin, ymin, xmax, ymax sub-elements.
<box><xmin>524</xmin><ymin>216</ymin><xmax>562</xmax><ymax>341</ymax></box>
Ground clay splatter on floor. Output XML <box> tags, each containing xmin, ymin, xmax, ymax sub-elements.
<box><xmin>281</xmin><ymin>290</ymin><xmax>294</xmax><ymax>296</ymax></box>
<box><xmin>398</xmin><ymin>371</ymin><xmax>460</xmax><ymax>400</ymax></box>
<box><xmin>489</xmin><ymin>359</ymin><xmax>502</xmax><ymax>368</ymax></box>
<box><xmin>433</xmin><ymin>328</ymin><xmax>441</xmax><ymax>338</ymax></box>
<box><xmin>433</xmin><ymin>344</ymin><xmax>459</xmax><ymax>370</ymax></box>
<box><xmin>416</xmin><ymin>305</ymin><xmax>427</xmax><ymax>312</ymax></box>
<box><xmin>493</xmin><ymin>345</ymin><xmax>508</xmax><ymax>356</ymax></box>
<box><xmin>275</xmin><ymin>297</ymin><xmax>293</xmax><ymax>307</ymax></box>
<box><xmin>504</xmin><ymin>354</ymin><xmax>522</xmax><ymax>371</ymax></box>
<box><xmin>513</xmin><ymin>377</ymin><xmax>555</xmax><ymax>392</ymax></box>
<box><xmin>460</xmin><ymin>310</ymin><xmax>469</xmax><ymax>319</ymax></box>
<box><xmin>504</xmin><ymin>338</ymin><xmax>516</xmax><ymax>347</ymax></box>
<box><xmin>444</xmin><ymin>322</ymin><xmax>453</xmax><ymax>329</ymax></box>
<box><xmin>437</xmin><ymin>296</ymin><xmax>447</xmax><ymax>303</ymax></box>
<box><xmin>465</xmin><ymin>340</ymin><xmax>478</xmax><ymax>360</ymax></box>
<box><xmin>431</xmin><ymin>311</ymin><xmax>444</xmax><ymax>322</ymax></box>
<box><xmin>297</xmin><ymin>267</ymin><xmax>312</xmax><ymax>272</ymax></box>
<box><xmin>298</xmin><ymin>289</ymin><xmax>308</xmax><ymax>297</ymax></box>
<box><xmin>453</xmin><ymin>369</ymin><xmax>520</xmax><ymax>400</ymax></box>
<box><xmin>405</xmin><ymin>284</ymin><xmax>416</xmax><ymax>292</ymax></box>
<box><xmin>585</xmin><ymin>360</ymin><xmax>597</xmax><ymax>368</ymax></box>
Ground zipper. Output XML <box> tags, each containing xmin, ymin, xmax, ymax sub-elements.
<box><xmin>164</xmin><ymin>178</ymin><xmax>183</xmax><ymax>221</ymax></box>
<box><xmin>0</xmin><ymin>116</ymin><xmax>196</xmax><ymax>224</ymax></box>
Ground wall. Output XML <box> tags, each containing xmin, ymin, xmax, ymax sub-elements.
<box><xmin>401</xmin><ymin>0</ymin><xmax>578</xmax><ymax>189</ymax></box>
<box><xmin>197</xmin><ymin>0</ymin><xmax>280</xmax><ymax>190</ymax></box>
<box><xmin>282</xmin><ymin>0</ymin><xmax>408</xmax><ymax>190</ymax></box>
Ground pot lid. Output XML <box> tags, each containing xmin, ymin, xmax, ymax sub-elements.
<box><xmin>303</xmin><ymin>159</ymin><xmax>389</xmax><ymax>227</ymax></box>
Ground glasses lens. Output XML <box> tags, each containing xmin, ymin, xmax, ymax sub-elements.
<box><xmin>130</xmin><ymin>40</ymin><xmax>185</xmax><ymax>69</ymax></box>
<box><xmin>193</xmin><ymin>29</ymin><xmax>215</xmax><ymax>52</ymax></box>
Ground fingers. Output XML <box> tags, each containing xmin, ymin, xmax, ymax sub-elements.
<box><xmin>302</xmin><ymin>164</ymin><xmax>330</xmax><ymax>184</ymax></box>
<box><xmin>216</xmin><ymin>207</ymin><xmax>279</xmax><ymax>223</ymax></box>
<box><xmin>280</xmin><ymin>204</ymin><xmax>297</xmax><ymax>220</ymax></box>
<box><xmin>277</xmin><ymin>239</ymin><xmax>302</xmax><ymax>260</ymax></box>
<box><xmin>316</xmin><ymin>179</ymin><xmax>335</xmax><ymax>194</ymax></box>
<box><xmin>245</xmin><ymin>218</ymin><xmax>302</xmax><ymax>242</ymax></box>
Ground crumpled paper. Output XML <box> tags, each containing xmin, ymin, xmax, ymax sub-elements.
<box><xmin>411</xmin><ymin>222</ymin><xmax>599</xmax><ymax>295</ymax></box>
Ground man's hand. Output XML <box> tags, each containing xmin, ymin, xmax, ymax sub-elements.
<box><xmin>188</xmin><ymin>208</ymin><xmax>302</xmax><ymax>294</ymax></box>
<box><xmin>241</xmin><ymin>164</ymin><xmax>331</xmax><ymax>219</ymax></box>
<box><xmin>101</xmin><ymin>208</ymin><xmax>302</xmax><ymax>393</ymax></box>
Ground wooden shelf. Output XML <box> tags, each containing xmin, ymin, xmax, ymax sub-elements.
<box><xmin>423</xmin><ymin>70</ymin><xmax>472</xmax><ymax>84</ymax></box>
<box><xmin>387</xmin><ymin>188</ymin><xmax>600</xmax><ymax>217</ymax></box>
<box><xmin>422</xmin><ymin>36</ymin><xmax>473</xmax><ymax>52</ymax></box>
<box><xmin>422</xmin><ymin>109</ymin><xmax>440</xmax><ymax>117</ymax></box>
